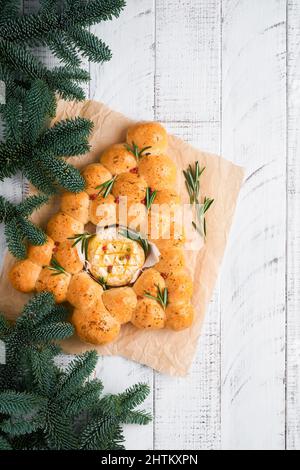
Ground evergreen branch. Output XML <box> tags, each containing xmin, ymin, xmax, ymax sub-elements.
<box><xmin>57</xmin><ymin>351</ymin><xmax>98</xmax><ymax>401</ymax></box>
<box><xmin>68</xmin><ymin>27</ymin><xmax>112</xmax><ymax>63</ymax></box>
<box><xmin>0</xmin><ymin>435</ymin><xmax>12</xmax><ymax>450</ymax></box>
<box><xmin>17</xmin><ymin>194</ymin><xmax>49</xmax><ymax>217</ymax></box>
<box><xmin>4</xmin><ymin>217</ymin><xmax>27</xmax><ymax>259</ymax></box>
<box><xmin>0</xmin><ymin>391</ymin><xmax>46</xmax><ymax>415</ymax></box>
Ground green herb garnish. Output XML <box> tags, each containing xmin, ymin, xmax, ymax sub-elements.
<box><xmin>145</xmin><ymin>187</ymin><xmax>157</xmax><ymax>210</ymax></box>
<box><xmin>68</xmin><ymin>232</ymin><xmax>95</xmax><ymax>259</ymax></box>
<box><xmin>95</xmin><ymin>176</ymin><xmax>117</xmax><ymax>198</ymax></box>
<box><xmin>47</xmin><ymin>259</ymin><xmax>67</xmax><ymax>276</ymax></box>
<box><xmin>118</xmin><ymin>226</ymin><xmax>150</xmax><ymax>257</ymax></box>
<box><xmin>125</xmin><ymin>143</ymin><xmax>152</xmax><ymax>160</ymax></box>
<box><xmin>183</xmin><ymin>162</ymin><xmax>214</xmax><ymax>237</ymax></box>
<box><xmin>144</xmin><ymin>285</ymin><xmax>168</xmax><ymax>310</ymax></box>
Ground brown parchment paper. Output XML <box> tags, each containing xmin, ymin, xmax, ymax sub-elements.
<box><xmin>0</xmin><ymin>99</ymin><xmax>244</xmax><ymax>376</ymax></box>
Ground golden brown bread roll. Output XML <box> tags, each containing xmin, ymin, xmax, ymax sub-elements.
<box><xmin>112</xmin><ymin>173</ymin><xmax>147</xmax><ymax>204</ymax></box>
<box><xmin>35</xmin><ymin>267</ymin><xmax>71</xmax><ymax>303</ymax></box>
<box><xmin>60</xmin><ymin>191</ymin><xmax>90</xmax><ymax>224</ymax></box>
<box><xmin>72</xmin><ymin>300</ymin><xmax>120</xmax><ymax>345</ymax></box>
<box><xmin>102</xmin><ymin>287</ymin><xmax>137</xmax><ymax>324</ymax></box>
<box><xmin>148</xmin><ymin>209</ymin><xmax>185</xmax><ymax>243</ymax></box>
<box><xmin>54</xmin><ymin>240</ymin><xmax>84</xmax><ymax>274</ymax></box>
<box><xmin>150</xmin><ymin>237</ymin><xmax>185</xmax><ymax>250</ymax></box>
<box><xmin>165</xmin><ymin>270</ymin><xmax>193</xmax><ymax>303</ymax></box>
<box><xmin>165</xmin><ymin>302</ymin><xmax>194</xmax><ymax>331</ymax></box>
<box><xmin>67</xmin><ymin>271</ymin><xmax>103</xmax><ymax>310</ymax></box>
<box><xmin>28</xmin><ymin>236</ymin><xmax>55</xmax><ymax>267</ymax></box>
<box><xmin>131</xmin><ymin>297</ymin><xmax>166</xmax><ymax>330</ymax></box>
<box><xmin>154</xmin><ymin>189</ymin><xmax>181</xmax><ymax>205</ymax></box>
<box><xmin>81</xmin><ymin>163</ymin><xmax>112</xmax><ymax>196</ymax></box>
<box><xmin>155</xmin><ymin>247</ymin><xmax>186</xmax><ymax>274</ymax></box>
<box><xmin>138</xmin><ymin>154</ymin><xmax>176</xmax><ymax>191</ymax></box>
<box><xmin>118</xmin><ymin>201</ymin><xmax>148</xmax><ymax>234</ymax></box>
<box><xmin>9</xmin><ymin>260</ymin><xmax>42</xmax><ymax>293</ymax></box>
<box><xmin>47</xmin><ymin>212</ymin><xmax>84</xmax><ymax>243</ymax></box>
<box><xmin>133</xmin><ymin>268</ymin><xmax>165</xmax><ymax>298</ymax></box>
<box><xmin>126</xmin><ymin>122</ymin><xmax>168</xmax><ymax>155</ymax></box>
<box><xmin>100</xmin><ymin>143</ymin><xmax>137</xmax><ymax>175</ymax></box>
<box><xmin>89</xmin><ymin>194</ymin><xmax>117</xmax><ymax>226</ymax></box>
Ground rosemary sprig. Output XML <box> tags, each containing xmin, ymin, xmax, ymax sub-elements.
<box><xmin>68</xmin><ymin>232</ymin><xmax>95</xmax><ymax>259</ymax></box>
<box><xmin>87</xmin><ymin>270</ymin><xmax>108</xmax><ymax>290</ymax></box>
<box><xmin>144</xmin><ymin>285</ymin><xmax>169</xmax><ymax>310</ymax></box>
<box><xmin>145</xmin><ymin>187</ymin><xmax>157</xmax><ymax>210</ymax></box>
<box><xmin>118</xmin><ymin>226</ymin><xmax>150</xmax><ymax>257</ymax></box>
<box><xmin>97</xmin><ymin>276</ymin><xmax>108</xmax><ymax>290</ymax></box>
<box><xmin>183</xmin><ymin>162</ymin><xmax>214</xmax><ymax>237</ymax></box>
<box><xmin>125</xmin><ymin>142</ymin><xmax>152</xmax><ymax>161</ymax></box>
<box><xmin>95</xmin><ymin>175</ymin><xmax>117</xmax><ymax>198</ymax></box>
<box><xmin>47</xmin><ymin>259</ymin><xmax>67</xmax><ymax>276</ymax></box>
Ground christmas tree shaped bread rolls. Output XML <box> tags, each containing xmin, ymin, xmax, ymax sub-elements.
<box><xmin>9</xmin><ymin>121</ymin><xmax>196</xmax><ymax>344</ymax></box>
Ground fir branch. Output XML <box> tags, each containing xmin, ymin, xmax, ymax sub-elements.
<box><xmin>67</xmin><ymin>27</ymin><xmax>112</xmax><ymax>63</ymax></box>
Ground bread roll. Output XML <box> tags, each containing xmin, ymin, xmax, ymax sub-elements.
<box><xmin>36</xmin><ymin>267</ymin><xmax>71</xmax><ymax>303</ymax></box>
<box><xmin>154</xmin><ymin>190</ymin><xmax>181</xmax><ymax>205</ymax></box>
<box><xmin>138</xmin><ymin>154</ymin><xmax>176</xmax><ymax>191</ymax></box>
<box><xmin>155</xmin><ymin>247</ymin><xmax>185</xmax><ymax>274</ymax></box>
<box><xmin>165</xmin><ymin>270</ymin><xmax>193</xmax><ymax>303</ymax></box>
<box><xmin>55</xmin><ymin>240</ymin><xmax>84</xmax><ymax>274</ymax></box>
<box><xmin>150</xmin><ymin>237</ymin><xmax>185</xmax><ymax>250</ymax></box>
<box><xmin>9</xmin><ymin>260</ymin><xmax>42</xmax><ymax>293</ymax></box>
<box><xmin>131</xmin><ymin>297</ymin><xmax>165</xmax><ymax>330</ymax></box>
<box><xmin>28</xmin><ymin>236</ymin><xmax>54</xmax><ymax>266</ymax></box>
<box><xmin>102</xmin><ymin>287</ymin><xmax>137</xmax><ymax>324</ymax></box>
<box><xmin>72</xmin><ymin>301</ymin><xmax>120</xmax><ymax>345</ymax></box>
<box><xmin>67</xmin><ymin>271</ymin><xmax>103</xmax><ymax>310</ymax></box>
<box><xmin>89</xmin><ymin>194</ymin><xmax>117</xmax><ymax>226</ymax></box>
<box><xmin>112</xmin><ymin>173</ymin><xmax>147</xmax><ymax>204</ymax></box>
<box><xmin>47</xmin><ymin>212</ymin><xmax>84</xmax><ymax>243</ymax></box>
<box><xmin>100</xmin><ymin>143</ymin><xmax>137</xmax><ymax>175</ymax></box>
<box><xmin>165</xmin><ymin>302</ymin><xmax>194</xmax><ymax>331</ymax></box>
<box><xmin>133</xmin><ymin>268</ymin><xmax>165</xmax><ymax>298</ymax></box>
<box><xmin>126</xmin><ymin>122</ymin><xmax>168</xmax><ymax>155</ymax></box>
<box><xmin>81</xmin><ymin>163</ymin><xmax>112</xmax><ymax>196</ymax></box>
<box><xmin>60</xmin><ymin>191</ymin><xmax>90</xmax><ymax>224</ymax></box>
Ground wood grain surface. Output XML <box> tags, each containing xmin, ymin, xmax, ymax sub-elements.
<box><xmin>0</xmin><ymin>0</ymin><xmax>299</xmax><ymax>450</ymax></box>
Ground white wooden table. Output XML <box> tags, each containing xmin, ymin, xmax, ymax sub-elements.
<box><xmin>1</xmin><ymin>0</ymin><xmax>300</xmax><ymax>450</ymax></box>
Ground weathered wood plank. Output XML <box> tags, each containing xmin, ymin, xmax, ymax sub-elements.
<box><xmin>90</xmin><ymin>0</ymin><xmax>155</xmax><ymax>120</ymax></box>
<box><xmin>155</xmin><ymin>0</ymin><xmax>221</xmax><ymax>122</ymax></box>
<box><xmin>90</xmin><ymin>0</ymin><xmax>155</xmax><ymax>450</ymax></box>
<box><xmin>154</xmin><ymin>122</ymin><xmax>221</xmax><ymax>450</ymax></box>
<box><xmin>287</xmin><ymin>0</ymin><xmax>300</xmax><ymax>451</ymax></box>
<box><xmin>221</xmin><ymin>0</ymin><xmax>287</xmax><ymax>450</ymax></box>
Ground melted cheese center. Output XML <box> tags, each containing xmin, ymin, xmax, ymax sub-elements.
<box><xmin>88</xmin><ymin>236</ymin><xmax>145</xmax><ymax>287</ymax></box>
